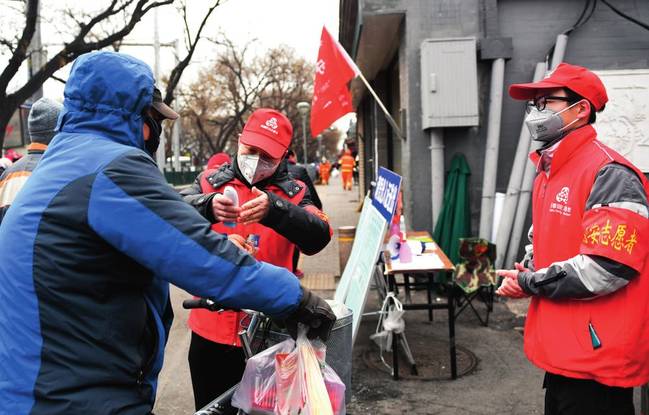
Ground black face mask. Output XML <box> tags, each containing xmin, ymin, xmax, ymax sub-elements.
<box><xmin>143</xmin><ymin>113</ymin><xmax>162</xmax><ymax>156</ymax></box>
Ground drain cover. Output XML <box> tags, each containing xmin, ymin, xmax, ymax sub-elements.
<box><xmin>362</xmin><ymin>336</ymin><xmax>478</xmax><ymax>381</ymax></box>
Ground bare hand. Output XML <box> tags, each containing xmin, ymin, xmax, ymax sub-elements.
<box><xmin>212</xmin><ymin>193</ymin><xmax>241</xmax><ymax>223</ymax></box>
<box><xmin>496</xmin><ymin>265</ymin><xmax>530</xmax><ymax>298</ymax></box>
<box><xmin>239</xmin><ymin>187</ymin><xmax>270</xmax><ymax>225</ymax></box>
<box><xmin>227</xmin><ymin>234</ymin><xmax>256</xmax><ymax>255</ymax></box>
<box><xmin>514</xmin><ymin>261</ymin><xmax>530</xmax><ymax>273</ymax></box>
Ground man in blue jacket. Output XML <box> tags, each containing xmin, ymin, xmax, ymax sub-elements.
<box><xmin>0</xmin><ymin>51</ymin><xmax>334</xmax><ymax>415</ymax></box>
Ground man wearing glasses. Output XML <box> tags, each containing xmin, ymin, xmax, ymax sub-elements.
<box><xmin>497</xmin><ymin>63</ymin><xmax>649</xmax><ymax>415</ymax></box>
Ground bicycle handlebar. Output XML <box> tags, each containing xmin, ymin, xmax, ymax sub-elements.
<box><xmin>182</xmin><ymin>298</ymin><xmax>233</xmax><ymax>312</ymax></box>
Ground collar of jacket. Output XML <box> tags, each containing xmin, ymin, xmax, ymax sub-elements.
<box><xmin>529</xmin><ymin>124</ymin><xmax>596</xmax><ymax>178</ymax></box>
<box><xmin>206</xmin><ymin>157</ymin><xmax>303</xmax><ymax>197</ymax></box>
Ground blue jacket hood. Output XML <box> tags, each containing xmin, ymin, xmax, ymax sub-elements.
<box><xmin>58</xmin><ymin>51</ymin><xmax>154</xmax><ymax>150</ymax></box>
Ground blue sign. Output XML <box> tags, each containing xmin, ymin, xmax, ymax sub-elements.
<box><xmin>371</xmin><ymin>167</ymin><xmax>402</xmax><ymax>222</ymax></box>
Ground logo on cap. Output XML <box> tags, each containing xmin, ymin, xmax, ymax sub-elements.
<box><xmin>260</xmin><ymin>117</ymin><xmax>279</xmax><ymax>135</ymax></box>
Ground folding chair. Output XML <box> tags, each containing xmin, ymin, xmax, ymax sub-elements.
<box><xmin>452</xmin><ymin>238</ymin><xmax>496</xmax><ymax>326</ymax></box>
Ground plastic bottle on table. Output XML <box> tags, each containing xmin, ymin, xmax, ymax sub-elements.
<box><xmin>398</xmin><ymin>232</ymin><xmax>412</xmax><ymax>263</ymax></box>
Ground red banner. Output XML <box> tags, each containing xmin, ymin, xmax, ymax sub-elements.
<box><xmin>310</xmin><ymin>27</ymin><xmax>359</xmax><ymax>136</ymax></box>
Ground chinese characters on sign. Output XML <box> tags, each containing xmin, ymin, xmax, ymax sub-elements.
<box><xmin>371</xmin><ymin>167</ymin><xmax>402</xmax><ymax>222</ymax></box>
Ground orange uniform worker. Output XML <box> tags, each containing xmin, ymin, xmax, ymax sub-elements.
<box><xmin>339</xmin><ymin>149</ymin><xmax>355</xmax><ymax>191</ymax></box>
<box><xmin>320</xmin><ymin>159</ymin><xmax>332</xmax><ymax>185</ymax></box>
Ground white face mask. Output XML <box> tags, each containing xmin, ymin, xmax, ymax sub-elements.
<box><xmin>525</xmin><ymin>100</ymin><xmax>581</xmax><ymax>143</ymax></box>
<box><xmin>237</xmin><ymin>153</ymin><xmax>277</xmax><ymax>184</ymax></box>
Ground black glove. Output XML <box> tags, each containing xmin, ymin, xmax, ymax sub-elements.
<box><xmin>285</xmin><ymin>287</ymin><xmax>336</xmax><ymax>341</ymax></box>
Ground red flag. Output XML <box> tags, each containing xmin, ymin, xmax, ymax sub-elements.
<box><xmin>310</xmin><ymin>26</ymin><xmax>359</xmax><ymax>136</ymax></box>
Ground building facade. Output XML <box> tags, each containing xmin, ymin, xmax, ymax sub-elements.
<box><xmin>339</xmin><ymin>0</ymin><xmax>649</xmax><ymax>260</ymax></box>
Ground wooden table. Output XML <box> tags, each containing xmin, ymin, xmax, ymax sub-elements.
<box><xmin>382</xmin><ymin>231</ymin><xmax>459</xmax><ymax>379</ymax></box>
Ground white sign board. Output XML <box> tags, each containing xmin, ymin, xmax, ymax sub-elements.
<box><xmin>334</xmin><ymin>167</ymin><xmax>402</xmax><ymax>344</ymax></box>
<box><xmin>594</xmin><ymin>69</ymin><xmax>649</xmax><ymax>172</ymax></box>
<box><xmin>334</xmin><ymin>196</ymin><xmax>387</xmax><ymax>343</ymax></box>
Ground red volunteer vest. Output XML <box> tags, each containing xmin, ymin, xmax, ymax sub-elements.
<box><xmin>188</xmin><ymin>169</ymin><xmax>305</xmax><ymax>346</ymax></box>
<box><xmin>526</xmin><ymin>125</ymin><xmax>649</xmax><ymax>387</ymax></box>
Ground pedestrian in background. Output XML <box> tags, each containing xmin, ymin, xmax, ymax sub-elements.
<box><xmin>0</xmin><ymin>97</ymin><xmax>62</xmax><ymax>211</ymax></box>
<box><xmin>339</xmin><ymin>148</ymin><xmax>355</xmax><ymax>191</ymax></box>
<box><xmin>286</xmin><ymin>149</ymin><xmax>322</xmax><ymax>209</ymax></box>
<box><xmin>206</xmin><ymin>152</ymin><xmax>231</xmax><ymax>170</ymax></box>
<box><xmin>320</xmin><ymin>158</ymin><xmax>332</xmax><ymax>185</ymax></box>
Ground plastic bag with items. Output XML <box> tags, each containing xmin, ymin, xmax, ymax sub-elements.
<box><xmin>231</xmin><ymin>325</ymin><xmax>346</xmax><ymax>415</ymax></box>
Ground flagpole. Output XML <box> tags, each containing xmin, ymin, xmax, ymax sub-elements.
<box><xmin>356</xmin><ymin>71</ymin><xmax>404</xmax><ymax>140</ymax></box>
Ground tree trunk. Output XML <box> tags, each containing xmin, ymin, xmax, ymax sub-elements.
<box><xmin>0</xmin><ymin>96</ymin><xmax>17</xmax><ymax>150</ymax></box>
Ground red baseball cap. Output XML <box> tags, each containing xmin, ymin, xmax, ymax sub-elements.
<box><xmin>509</xmin><ymin>63</ymin><xmax>608</xmax><ymax>111</ymax></box>
<box><xmin>239</xmin><ymin>109</ymin><xmax>293</xmax><ymax>159</ymax></box>
<box><xmin>206</xmin><ymin>152</ymin><xmax>231</xmax><ymax>169</ymax></box>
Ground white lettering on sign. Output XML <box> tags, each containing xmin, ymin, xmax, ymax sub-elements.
<box><xmin>374</xmin><ymin>175</ymin><xmax>398</xmax><ymax>215</ymax></box>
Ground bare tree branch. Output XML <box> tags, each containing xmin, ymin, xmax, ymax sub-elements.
<box><xmin>178</xmin><ymin>40</ymin><xmax>315</xmax><ymax>163</ymax></box>
<box><xmin>163</xmin><ymin>0</ymin><xmax>221</xmax><ymax>105</ymax></box>
<box><xmin>0</xmin><ymin>0</ymin><xmax>38</xmax><ymax>94</ymax></box>
<box><xmin>50</xmin><ymin>75</ymin><xmax>67</xmax><ymax>84</ymax></box>
<box><xmin>0</xmin><ymin>38</ymin><xmax>17</xmax><ymax>54</ymax></box>
<box><xmin>0</xmin><ymin>0</ymin><xmax>174</xmax><ymax>148</ymax></box>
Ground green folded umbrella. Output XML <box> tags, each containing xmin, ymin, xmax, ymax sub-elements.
<box><xmin>433</xmin><ymin>153</ymin><xmax>471</xmax><ymax>266</ymax></box>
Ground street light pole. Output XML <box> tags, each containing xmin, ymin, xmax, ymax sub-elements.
<box><xmin>297</xmin><ymin>102</ymin><xmax>310</xmax><ymax>164</ymax></box>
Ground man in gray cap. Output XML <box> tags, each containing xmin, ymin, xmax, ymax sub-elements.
<box><xmin>0</xmin><ymin>97</ymin><xmax>62</xmax><ymax>211</ymax></box>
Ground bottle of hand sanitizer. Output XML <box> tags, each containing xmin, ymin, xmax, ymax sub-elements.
<box><xmin>399</xmin><ymin>214</ymin><xmax>406</xmax><ymax>240</ymax></box>
<box><xmin>222</xmin><ymin>186</ymin><xmax>238</xmax><ymax>228</ymax></box>
<box><xmin>398</xmin><ymin>232</ymin><xmax>412</xmax><ymax>263</ymax></box>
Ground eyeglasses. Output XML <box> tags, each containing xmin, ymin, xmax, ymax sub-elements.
<box><xmin>525</xmin><ymin>96</ymin><xmax>575</xmax><ymax>113</ymax></box>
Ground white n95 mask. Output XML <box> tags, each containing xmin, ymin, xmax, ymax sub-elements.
<box><xmin>237</xmin><ymin>154</ymin><xmax>277</xmax><ymax>184</ymax></box>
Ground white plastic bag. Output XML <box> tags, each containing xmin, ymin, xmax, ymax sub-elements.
<box><xmin>232</xmin><ymin>325</ymin><xmax>346</xmax><ymax>415</ymax></box>
<box><xmin>232</xmin><ymin>338</ymin><xmax>295</xmax><ymax>415</ymax></box>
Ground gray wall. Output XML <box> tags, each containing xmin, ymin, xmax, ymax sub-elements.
<box><xmin>354</xmin><ymin>0</ymin><xmax>649</xmax><ymax>240</ymax></box>
<box><xmin>362</xmin><ymin>0</ymin><xmax>482</xmax><ymax>231</ymax></box>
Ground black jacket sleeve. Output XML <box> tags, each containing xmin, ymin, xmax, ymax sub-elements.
<box><xmin>179</xmin><ymin>172</ymin><xmax>217</xmax><ymax>223</ymax></box>
<box><xmin>261</xmin><ymin>186</ymin><xmax>331</xmax><ymax>255</ymax></box>
<box><xmin>288</xmin><ymin>164</ymin><xmax>322</xmax><ymax>209</ymax></box>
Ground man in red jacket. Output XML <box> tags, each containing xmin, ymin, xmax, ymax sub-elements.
<box><xmin>497</xmin><ymin>63</ymin><xmax>648</xmax><ymax>415</ymax></box>
<box><xmin>180</xmin><ymin>108</ymin><xmax>332</xmax><ymax>410</ymax></box>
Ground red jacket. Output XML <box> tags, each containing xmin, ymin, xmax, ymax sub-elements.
<box><xmin>526</xmin><ymin>125</ymin><xmax>649</xmax><ymax>387</ymax></box>
<box><xmin>183</xmin><ymin>161</ymin><xmax>331</xmax><ymax>346</ymax></box>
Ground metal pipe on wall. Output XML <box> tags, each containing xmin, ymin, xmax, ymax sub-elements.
<box><xmin>494</xmin><ymin>62</ymin><xmax>546</xmax><ymax>268</ymax></box>
<box><xmin>505</xmin><ymin>34</ymin><xmax>569</xmax><ymax>265</ymax></box>
<box><xmin>478</xmin><ymin>57</ymin><xmax>506</xmax><ymax>240</ymax></box>
<box><xmin>429</xmin><ymin>129</ymin><xmax>444</xmax><ymax>229</ymax></box>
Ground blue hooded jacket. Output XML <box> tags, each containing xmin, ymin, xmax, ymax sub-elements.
<box><xmin>0</xmin><ymin>51</ymin><xmax>302</xmax><ymax>414</ymax></box>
